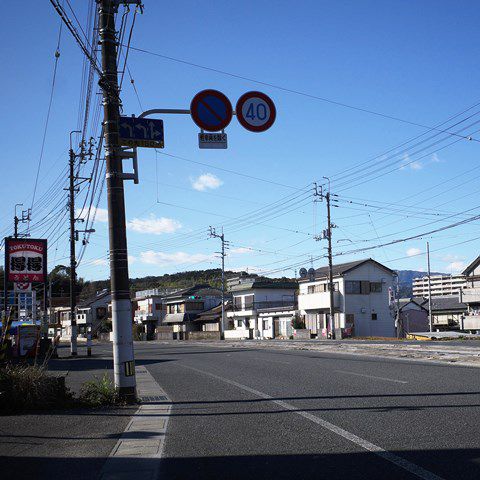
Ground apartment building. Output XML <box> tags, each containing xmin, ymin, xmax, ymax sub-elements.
<box><xmin>412</xmin><ymin>274</ymin><xmax>467</xmax><ymax>298</ymax></box>
<box><xmin>298</xmin><ymin>258</ymin><xmax>396</xmax><ymax>338</ymax></box>
<box><xmin>226</xmin><ymin>276</ymin><xmax>297</xmax><ymax>339</ymax></box>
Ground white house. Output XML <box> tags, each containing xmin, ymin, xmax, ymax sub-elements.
<box><xmin>298</xmin><ymin>258</ymin><xmax>396</xmax><ymax>338</ymax></box>
<box><xmin>226</xmin><ymin>277</ymin><xmax>297</xmax><ymax>339</ymax></box>
<box><xmin>458</xmin><ymin>256</ymin><xmax>480</xmax><ymax>331</ymax></box>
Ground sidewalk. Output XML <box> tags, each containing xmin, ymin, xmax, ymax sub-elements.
<box><xmin>0</xmin><ymin>346</ymin><xmax>136</xmax><ymax>480</ymax></box>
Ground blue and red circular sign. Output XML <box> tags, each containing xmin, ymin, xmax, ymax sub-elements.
<box><xmin>190</xmin><ymin>89</ymin><xmax>233</xmax><ymax>132</ymax></box>
<box><xmin>236</xmin><ymin>91</ymin><xmax>276</xmax><ymax>132</ymax></box>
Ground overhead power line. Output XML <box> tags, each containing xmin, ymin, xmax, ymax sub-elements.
<box><xmin>126</xmin><ymin>44</ymin><xmax>479</xmax><ymax>142</ymax></box>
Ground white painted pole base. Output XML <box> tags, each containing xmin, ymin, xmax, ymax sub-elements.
<box><xmin>70</xmin><ymin>325</ymin><xmax>78</xmax><ymax>356</ymax></box>
<box><xmin>111</xmin><ymin>298</ymin><xmax>136</xmax><ymax>399</ymax></box>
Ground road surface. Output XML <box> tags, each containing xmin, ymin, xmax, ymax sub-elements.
<box><xmin>103</xmin><ymin>341</ymin><xmax>480</xmax><ymax>479</ymax></box>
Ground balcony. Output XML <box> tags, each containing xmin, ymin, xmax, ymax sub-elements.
<box><xmin>298</xmin><ymin>291</ymin><xmax>340</xmax><ymax>311</ymax></box>
<box><xmin>227</xmin><ymin>300</ymin><xmax>296</xmax><ymax>317</ymax></box>
<box><xmin>461</xmin><ymin>288</ymin><xmax>480</xmax><ymax>304</ymax></box>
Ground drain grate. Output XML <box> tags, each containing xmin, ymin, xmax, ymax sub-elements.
<box><xmin>140</xmin><ymin>395</ymin><xmax>168</xmax><ymax>403</ymax></box>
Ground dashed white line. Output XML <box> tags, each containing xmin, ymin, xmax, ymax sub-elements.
<box><xmin>180</xmin><ymin>364</ymin><xmax>443</xmax><ymax>480</ymax></box>
<box><xmin>335</xmin><ymin>370</ymin><xmax>408</xmax><ymax>384</ymax></box>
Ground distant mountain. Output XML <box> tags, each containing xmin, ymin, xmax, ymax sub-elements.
<box><xmin>395</xmin><ymin>270</ymin><xmax>446</xmax><ymax>298</ymax></box>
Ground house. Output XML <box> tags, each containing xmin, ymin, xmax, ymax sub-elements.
<box><xmin>161</xmin><ymin>285</ymin><xmax>223</xmax><ymax>337</ymax></box>
<box><xmin>226</xmin><ymin>276</ymin><xmax>297</xmax><ymax>339</ymax></box>
<box><xmin>430</xmin><ymin>295</ymin><xmax>467</xmax><ymax>330</ymax></box>
<box><xmin>59</xmin><ymin>290</ymin><xmax>111</xmax><ymax>338</ymax></box>
<box><xmin>397</xmin><ymin>297</ymin><xmax>429</xmax><ymax>336</ymax></box>
<box><xmin>134</xmin><ymin>288</ymin><xmax>177</xmax><ymax>339</ymax></box>
<box><xmin>298</xmin><ymin>258</ymin><xmax>396</xmax><ymax>338</ymax></box>
<box><xmin>458</xmin><ymin>256</ymin><xmax>480</xmax><ymax>331</ymax></box>
<box><xmin>194</xmin><ymin>301</ymin><xmax>232</xmax><ymax>333</ymax></box>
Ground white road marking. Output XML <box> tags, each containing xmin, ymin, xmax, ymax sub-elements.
<box><xmin>254</xmin><ymin>357</ymin><xmax>291</xmax><ymax>365</ymax></box>
<box><xmin>335</xmin><ymin>370</ymin><xmax>408</xmax><ymax>384</ymax></box>
<box><xmin>180</xmin><ymin>364</ymin><xmax>443</xmax><ymax>480</ymax></box>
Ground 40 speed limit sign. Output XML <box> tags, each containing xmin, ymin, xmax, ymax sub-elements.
<box><xmin>236</xmin><ymin>91</ymin><xmax>276</xmax><ymax>132</ymax></box>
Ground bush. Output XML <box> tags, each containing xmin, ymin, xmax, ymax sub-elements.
<box><xmin>78</xmin><ymin>373</ymin><xmax>121</xmax><ymax>407</ymax></box>
<box><xmin>0</xmin><ymin>363</ymin><xmax>73</xmax><ymax>412</ymax></box>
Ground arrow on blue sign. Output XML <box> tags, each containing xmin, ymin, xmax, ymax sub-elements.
<box><xmin>118</xmin><ymin>117</ymin><xmax>164</xmax><ymax>148</ymax></box>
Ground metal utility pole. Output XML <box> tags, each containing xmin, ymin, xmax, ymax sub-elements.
<box><xmin>98</xmin><ymin>0</ymin><xmax>136</xmax><ymax>400</ymax></box>
<box><xmin>69</xmin><ymin>131</ymin><xmax>80</xmax><ymax>356</ymax></box>
<box><xmin>314</xmin><ymin>179</ymin><xmax>336</xmax><ymax>339</ymax></box>
<box><xmin>427</xmin><ymin>241</ymin><xmax>433</xmax><ymax>332</ymax></box>
<box><xmin>209</xmin><ymin>226</ymin><xmax>228</xmax><ymax>337</ymax></box>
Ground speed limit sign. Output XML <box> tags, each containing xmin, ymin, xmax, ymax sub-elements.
<box><xmin>236</xmin><ymin>91</ymin><xmax>276</xmax><ymax>132</ymax></box>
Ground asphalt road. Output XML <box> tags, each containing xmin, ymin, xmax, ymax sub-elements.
<box><xmin>113</xmin><ymin>340</ymin><xmax>480</xmax><ymax>480</ymax></box>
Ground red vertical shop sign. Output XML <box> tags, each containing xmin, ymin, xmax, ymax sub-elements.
<box><xmin>5</xmin><ymin>238</ymin><xmax>47</xmax><ymax>283</ymax></box>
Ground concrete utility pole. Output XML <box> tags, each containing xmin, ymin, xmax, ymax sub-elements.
<box><xmin>314</xmin><ymin>180</ymin><xmax>336</xmax><ymax>339</ymax></box>
<box><xmin>209</xmin><ymin>226</ymin><xmax>228</xmax><ymax>337</ymax></box>
<box><xmin>324</xmin><ymin>180</ymin><xmax>336</xmax><ymax>339</ymax></box>
<box><xmin>69</xmin><ymin>131</ymin><xmax>80</xmax><ymax>356</ymax></box>
<box><xmin>98</xmin><ymin>0</ymin><xmax>136</xmax><ymax>400</ymax></box>
<box><xmin>427</xmin><ymin>241</ymin><xmax>433</xmax><ymax>332</ymax></box>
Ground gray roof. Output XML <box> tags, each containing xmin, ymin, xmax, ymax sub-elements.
<box><xmin>301</xmin><ymin>258</ymin><xmax>394</xmax><ymax>282</ymax></box>
<box><xmin>430</xmin><ymin>295</ymin><xmax>467</xmax><ymax>312</ymax></box>
<box><xmin>229</xmin><ymin>280</ymin><xmax>297</xmax><ymax>293</ymax></box>
<box><xmin>162</xmin><ymin>284</ymin><xmax>222</xmax><ymax>301</ymax></box>
<box><xmin>462</xmin><ymin>256</ymin><xmax>480</xmax><ymax>276</ymax></box>
<box><xmin>398</xmin><ymin>297</ymin><xmax>428</xmax><ymax>311</ymax></box>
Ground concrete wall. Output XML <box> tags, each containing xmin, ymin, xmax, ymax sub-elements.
<box><xmin>224</xmin><ymin>329</ymin><xmax>252</xmax><ymax>340</ymax></box>
<box><xmin>187</xmin><ymin>331</ymin><xmax>222</xmax><ymax>340</ymax></box>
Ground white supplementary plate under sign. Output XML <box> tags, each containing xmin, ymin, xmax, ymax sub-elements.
<box><xmin>198</xmin><ymin>132</ymin><xmax>228</xmax><ymax>149</ymax></box>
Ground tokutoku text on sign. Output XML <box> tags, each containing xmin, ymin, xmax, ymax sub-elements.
<box><xmin>118</xmin><ymin>117</ymin><xmax>164</xmax><ymax>148</ymax></box>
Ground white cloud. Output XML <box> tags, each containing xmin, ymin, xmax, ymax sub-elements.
<box><xmin>76</xmin><ymin>207</ymin><xmax>109</xmax><ymax>223</ymax></box>
<box><xmin>127</xmin><ymin>214</ymin><xmax>181</xmax><ymax>235</ymax></box>
<box><xmin>407</xmin><ymin>247</ymin><xmax>422</xmax><ymax>257</ymax></box>
<box><xmin>441</xmin><ymin>253</ymin><xmax>465</xmax><ymax>263</ymax></box>
<box><xmin>445</xmin><ymin>261</ymin><xmax>466</xmax><ymax>273</ymax></box>
<box><xmin>431</xmin><ymin>153</ymin><xmax>441</xmax><ymax>163</ymax></box>
<box><xmin>230</xmin><ymin>265</ymin><xmax>265</xmax><ymax>274</ymax></box>
<box><xmin>128</xmin><ymin>255</ymin><xmax>136</xmax><ymax>264</ymax></box>
<box><xmin>410</xmin><ymin>161</ymin><xmax>423</xmax><ymax>170</ymax></box>
<box><xmin>230</xmin><ymin>247</ymin><xmax>252</xmax><ymax>254</ymax></box>
<box><xmin>191</xmin><ymin>173</ymin><xmax>223</xmax><ymax>191</ymax></box>
<box><xmin>139</xmin><ymin>250</ymin><xmax>213</xmax><ymax>266</ymax></box>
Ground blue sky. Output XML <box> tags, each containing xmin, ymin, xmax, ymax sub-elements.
<box><xmin>1</xmin><ymin>1</ymin><xmax>480</xmax><ymax>281</ymax></box>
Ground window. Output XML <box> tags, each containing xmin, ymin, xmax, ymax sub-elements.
<box><xmin>186</xmin><ymin>301</ymin><xmax>204</xmax><ymax>311</ymax></box>
<box><xmin>237</xmin><ymin>319</ymin><xmax>243</xmax><ymax>328</ymax></box>
<box><xmin>370</xmin><ymin>282</ymin><xmax>382</xmax><ymax>293</ymax></box>
<box><xmin>360</xmin><ymin>281</ymin><xmax>370</xmax><ymax>294</ymax></box>
<box><xmin>263</xmin><ymin>320</ymin><xmax>269</xmax><ymax>330</ymax></box>
<box><xmin>244</xmin><ymin>295</ymin><xmax>254</xmax><ymax>309</ymax></box>
<box><xmin>234</xmin><ymin>296</ymin><xmax>242</xmax><ymax>308</ymax></box>
<box><xmin>307</xmin><ymin>283</ymin><xmax>336</xmax><ymax>294</ymax></box>
<box><xmin>345</xmin><ymin>281</ymin><xmax>361</xmax><ymax>294</ymax></box>
<box><xmin>155</xmin><ymin>303</ymin><xmax>162</xmax><ymax>310</ymax></box>
<box><xmin>346</xmin><ymin>314</ymin><xmax>355</xmax><ymax>325</ymax></box>
<box><xmin>371</xmin><ymin>313</ymin><xmax>378</xmax><ymax>320</ymax></box>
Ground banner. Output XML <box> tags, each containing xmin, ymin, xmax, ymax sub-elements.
<box><xmin>5</xmin><ymin>238</ymin><xmax>47</xmax><ymax>283</ymax></box>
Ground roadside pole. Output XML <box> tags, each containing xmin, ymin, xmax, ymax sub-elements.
<box><xmin>69</xmin><ymin>132</ymin><xmax>80</xmax><ymax>356</ymax></box>
<box><xmin>427</xmin><ymin>241</ymin><xmax>433</xmax><ymax>332</ymax></box>
<box><xmin>98</xmin><ymin>0</ymin><xmax>136</xmax><ymax>400</ymax></box>
<box><xmin>324</xmin><ymin>177</ymin><xmax>336</xmax><ymax>339</ymax></box>
<box><xmin>209</xmin><ymin>226</ymin><xmax>228</xmax><ymax>337</ymax></box>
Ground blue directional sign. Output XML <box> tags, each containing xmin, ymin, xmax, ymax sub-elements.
<box><xmin>118</xmin><ymin>116</ymin><xmax>164</xmax><ymax>148</ymax></box>
<box><xmin>190</xmin><ymin>90</ymin><xmax>233</xmax><ymax>132</ymax></box>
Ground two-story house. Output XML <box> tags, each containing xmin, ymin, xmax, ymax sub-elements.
<box><xmin>458</xmin><ymin>256</ymin><xmax>480</xmax><ymax>331</ymax></box>
<box><xmin>134</xmin><ymin>288</ymin><xmax>178</xmax><ymax>339</ymax></box>
<box><xmin>162</xmin><ymin>285</ymin><xmax>223</xmax><ymax>337</ymax></box>
<box><xmin>298</xmin><ymin>258</ymin><xmax>396</xmax><ymax>338</ymax></box>
<box><xmin>226</xmin><ymin>277</ymin><xmax>297</xmax><ymax>339</ymax></box>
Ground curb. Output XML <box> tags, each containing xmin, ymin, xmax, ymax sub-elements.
<box><xmin>100</xmin><ymin>366</ymin><xmax>171</xmax><ymax>480</ymax></box>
